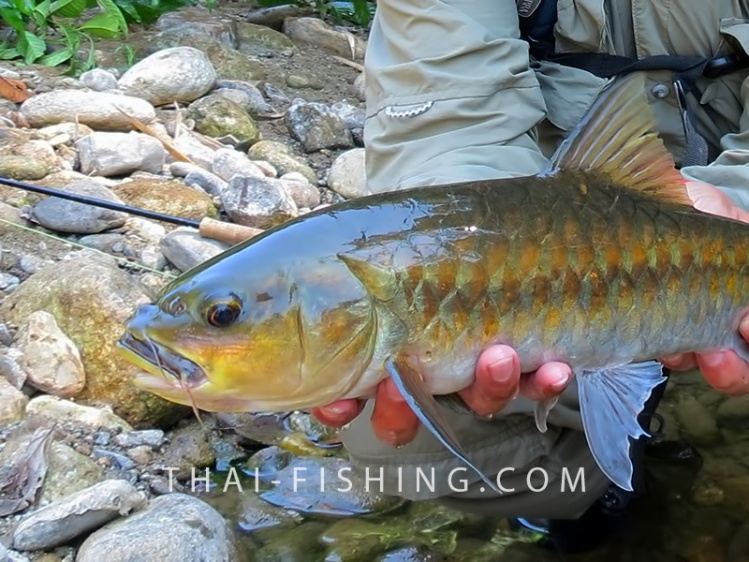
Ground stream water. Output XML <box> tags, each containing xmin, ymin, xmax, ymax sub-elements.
<box><xmin>197</xmin><ymin>372</ymin><xmax>749</xmax><ymax>561</ymax></box>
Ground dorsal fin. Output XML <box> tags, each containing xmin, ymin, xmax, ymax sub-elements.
<box><xmin>544</xmin><ymin>73</ymin><xmax>692</xmax><ymax>206</ymax></box>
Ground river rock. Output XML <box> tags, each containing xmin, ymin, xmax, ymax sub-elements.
<box><xmin>675</xmin><ymin>395</ymin><xmax>722</xmax><ymax>447</ymax></box>
<box><xmin>0</xmin><ymin>376</ymin><xmax>27</xmax><ymax>423</ymax></box>
<box><xmin>285</xmin><ymin>100</ymin><xmax>353</xmax><ymax>152</ymax></box>
<box><xmin>247</xmin><ymin>140</ymin><xmax>317</xmax><ymax>183</ymax></box>
<box><xmin>111</xmin><ymin>177</ymin><xmax>217</xmax><ymax>222</ymax></box>
<box><xmin>187</xmin><ymin>94</ymin><xmax>260</xmax><ymax>149</ymax></box>
<box><xmin>330</xmin><ymin>101</ymin><xmax>366</xmax><ymax>130</ymax></box>
<box><xmin>352</xmin><ymin>71</ymin><xmax>366</xmax><ymax>101</ymax></box>
<box><xmin>160</xmin><ymin>227</ymin><xmax>230</xmax><ymax>271</ymax></box>
<box><xmin>214</xmin><ymin>79</ymin><xmax>279</xmax><ymax>118</ymax></box>
<box><xmin>0</xmin><ymin>254</ymin><xmax>186</xmax><ymax>427</ymax></box>
<box><xmin>76</xmin><ymin>131</ymin><xmax>166</xmax><ymax>176</ymax></box>
<box><xmin>115</xmin><ymin>429</ymin><xmax>165</xmax><ymax>449</ymax></box>
<box><xmin>76</xmin><ymin>493</ymin><xmax>244</xmax><ymax>562</ymax></box>
<box><xmin>716</xmin><ymin>395</ymin><xmax>749</xmax><ymax>430</ymax></box>
<box><xmin>0</xmin><ymin>137</ymin><xmax>58</xmax><ymax>180</ymax></box>
<box><xmin>278</xmin><ymin>175</ymin><xmax>320</xmax><ymax>208</ymax></box>
<box><xmin>221</xmin><ymin>175</ymin><xmax>298</xmax><ymax>228</ymax></box>
<box><xmin>283</xmin><ymin>17</ymin><xmax>366</xmax><ymax>59</ymax></box>
<box><xmin>12</xmin><ymin>479</ymin><xmax>147</xmax><ymax>551</ymax></box>
<box><xmin>39</xmin><ymin>441</ymin><xmax>105</xmax><ymax>505</ymax></box>
<box><xmin>184</xmin><ymin>168</ymin><xmax>229</xmax><ymax>196</ymax></box>
<box><xmin>0</xmin><ymin>200</ymin><xmax>25</xmax><ymax>236</ymax></box>
<box><xmin>237</xmin><ymin>21</ymin><xmax>296</xmax><ymax>57</ymax></box>
<box><xmin>25</xmin><ymin>395</ymin><xmax>132</xmax><ymax>431</ymax></box>
<box><xmin>327</xmin><ymin>148</ymin><xmax>368</xmax><ymax>198</ymax></box>
<box><xmin>0</xmin><ymin>347</ymin><xmax>26</xmax><ymax>388</ymax></box>
<box><xmin>31</xmin><ymin>179</ymin><xmax>128</xmax><ymax>234</ymax></box>
<box><xmin>118</xmin><ymin>47</ymin><xmax>217</xmax><ymax>106</ymax></box>
<box><xmin>15</xmin><ymin>311</ymin><xmax>85</xmax><ymax>397</ymax></box>
<box><xmin>151</xmin><ymin>28</ymin><xmax>267</xmax><ymax>82</ymax></box>
<box><xmin>155</xmin><ymin>6</ymin><xmax>238</xmax><ymax>48</ymax></box>
<box><xmin>259</xmin><ymin>456</ymin><xmax>406</xmax><ymax>516</ymax></box>
<box><xmin>212</xmin><ymin>147</ymin><xmax>264</xmax><ymax>181</ymax></box>
<box><xmin>20</xmin><ymin>90</ymin><xmax>156</xmax><ymax>130</ymax></box>
<box><xmin>79</xmin><ymin>68</ymin><xmax>118</xmax><ymax>91</ymax></box>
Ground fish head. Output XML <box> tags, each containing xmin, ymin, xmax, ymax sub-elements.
<box><xmin>117</xmin><ymin>249</ymin><xmax>379</xmax><ymax>413</ymax></box>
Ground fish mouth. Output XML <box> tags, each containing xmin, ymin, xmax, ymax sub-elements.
<box><xmin>118</xmin><ymin>332</ymin><xmax>207</xmax><ymax>389</ymax></box>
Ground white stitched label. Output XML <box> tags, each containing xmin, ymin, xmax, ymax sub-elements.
<box><xmin>384</xmin><ymin>101</ymin><xmax>434</xmax><ymax>118</ymax></box>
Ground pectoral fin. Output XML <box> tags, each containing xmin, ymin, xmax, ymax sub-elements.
<box><xmin>384</xmin><ymin>355</ymin><xmax>502</xmax><ymax>494</ymax></box>
<box><xmin>534</xmin><ymin>396</ymin><xmax>560</xmax><ymax>433</ymax></box>
<box><xmin>577</xmin><ymin>361</ymin><xmax>667</xmax><ymax>492</ymax></box>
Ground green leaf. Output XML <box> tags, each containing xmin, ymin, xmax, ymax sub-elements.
<box><xmin>38</xmin><ymin>47</ymin><xmax>73</xmax><ymax>66</ymax></box>
<box><xmin>50</xmin><ymin>0</ymin><xmax>86</xmax><ymax>17</ymax></box>
<box><xmin>78</xmin><ymin>12</ymin><xmax>122</xmax><ymax>38</ymax></box>
<box><xmin>0</xmin><ymin>7</ymin><xmax>26</xmax><ymax>32</ymax></box>
<box><xmin>21</xmin><ymin>31</ymin><xmax>46</xmax><ymax>63</ymax></box>
<box><xmin>0</xmin><ymin>46</ymin><xmax>21</xmax><ymax>60</ymax></box>
<box><xmin>95</xmin><ymin>0</ymin><xmax>128</xmax><ymax>35</ymax></box>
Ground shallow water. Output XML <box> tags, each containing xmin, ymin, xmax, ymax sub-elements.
<box><xmin>199</xmin><ymin>372</ymin><xmax>749</xmax><ymax>561</ymax></box>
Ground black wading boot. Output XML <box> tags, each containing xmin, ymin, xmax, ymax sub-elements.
<box><xmin>514</xmin><ymin>367</ymin><xmax>671</xmax><ymax>553</ymax></box>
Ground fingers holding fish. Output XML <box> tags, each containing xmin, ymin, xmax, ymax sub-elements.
<box><xmin>311</xmin><ymin>399</ymin><xmax>365</xmax><ymax>428</ymax></box>
<box><xmin>518</xmin><ymin>361</ymin><xmax>573</xmax><ymax>401</ymax></box>
<box><xmin>696</xmin><ymin>350</ymin><xmax>749</xmax><ymax>396</ymax></box>
<box><xmin>457</xmin><ymin>345</ymin><xmax>521</xmax><ymax>416</ymax></box>
<box><xmin>371</xmin><ymin>378</ymin><xmax>420</xmax><ymax>446</ymax></box>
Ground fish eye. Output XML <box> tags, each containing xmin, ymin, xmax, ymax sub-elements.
<box><xmin>205</xmin><ymin>299</ymin><xmax>242</xmax><ymax>328</ymax></box>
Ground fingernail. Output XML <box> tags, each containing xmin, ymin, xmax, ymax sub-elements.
<box><xmin>324</xmin><ymin>403</ymin><xmax>351</xmax><ymax>417</ymax></box>
<box><xmin>488</xmin><ymin>355</ymin><xmax>515</xmax><ymax>384</ymax></box>
<box><xmin>700</xmin><ymin>351</ymin><xmax>725</xmax><ymax>368</ymax></box>
<box><xmin>550</xmin><ymin>371</ymin><xmax>572</xmax><ymax>392</ymax></box>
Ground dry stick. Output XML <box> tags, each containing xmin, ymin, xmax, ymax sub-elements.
<box><xmin>331</xmin><ymin>55</ymin><xmax>365</xmax><ymax>72</ymax></box>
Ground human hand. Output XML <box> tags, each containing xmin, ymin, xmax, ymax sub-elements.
<box><xmin>659</xmin><ymin>180</ymin><xmax>749</xmax><ymax>395</ymax></box>
<box><xmin>311</xmin><ymin>345</ymin><xmax>572</xmax><ymax>446</ymax></box>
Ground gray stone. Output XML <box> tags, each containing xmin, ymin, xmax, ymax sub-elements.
<box><xmin>115</xmin><ymin>429</ymin><xmax>165</xmax><ymax>449</ymax></box>
<box><xmin>214</xmin><ymin>79</ymin><xmax>279</xmax><ymax>118</ymax></box>
<box><xmin>25</xmin><ymin>395</ymin><xmax>132</xmax><ymax>432</ymax></box>
<box><xmin>160</xmin><ymin>227</ymin><xmax>230</xmax><ymax>271</ymax></box>
<box><xmin>12</xmin><ymin>480</ymin><xmax>146</xmax><ymax>551</ymax></box>
<box><xmin>286</xmin><ymin>73</ymin><xmax>323</xmax><ymax>90</ymax></box>
<box><xmin>0</xmin><ymin>273</ymin><xmax>20</xmax><ymax>292</ymax></box>
<box><xmin>285</xmin><ymin>100</ymin><xmax>353</xmax><ymax>152</ymax></box>
<box><xmin>16</xmin><ymin>311</ymin><xmax>85</xmax><ymax>398</ymax></box>
<box><xmin>221</xmin><ymin>175</ymin><xmax>298</xmax><ymax>229</ymax></box>
<box><xmin>0</xmin><ymin>347</ymin><xmax>26</xmax><ymax>388</ymax></box>
<box><xmin>150</xmin><ymin>29</ymin><xmax>266</xmax><ymax>82</ymax></box>
<box><xmin>79</xmin><ymin>233</ymin><xmax>128</xmax><ymax>254</ymax></box>
<box><xmin>248</xmin><ymin>140</ymin><xmax>317</xmax><ymax>183</ymax></box>
<box><xmin>0</xmin><ymin>376</ymin><xmax>27</xmax><ymax>423</ymax></box>
<box><xmin>352</xmin><ymin>71</ymin><xmax>366</xmax><ymax>101</ymax></box>
<box><xmin>34</xmin><ymin>122</ymin><xmax>94</xmax><ymax>146</ymax></box>
<box><xmin>76</xmin><ymin>131</ymin><xmax>166</xmax><ymax>176</ymax></box>
<box><xmin>76</xmin><ymin>494</ymin><xmax>244</xmax><ymax>562</ymax></box>
<box><xmin>38</xmin><ymin>441</ymin><xmax>105</xmax><ymax>506</ymax></box>
<box><xmin>139</xmin><ymin>247</ymin><xmax>167</xmax><ymax>271</ymax></box>
<box><xmin>184</xmin><ymin>168</ymin><xmax>229</xmax><ymax>196</ymax></box>
<box><xmin>716</xmin><ymin>395</ymin><xmax>749</xmax><ymax>430</ymax></box>
<box><xmin>327</xmin><ymin>148</ymin><xmax>368</xmax><ymax>199</ymax></box>
<box><xmin>79</xmin><ymin>68</ymin><xmax>118</xmax><ymax>91</ymax></box>
<box><xmin>330</xmin><ymin>101</ymin><xmax>366</xmax><ymax>130</ymax></box>
<box><xmin>278</xmin><ymin>175</ymin><xmax>320</xmax><ymax>208</ymax></box>
<box><xmin>212</xmin><ymin>147</ymin><xmax>264</xmax><ymax>181</ymax></box>
<box><xmin>31</xmin><ymin>179</ymin><xmax>128</xmax><ymax>234</ymax></box>
<box><xmin>119</xmin><ymin>47</ymin><xmax>217</xmax><ymax>106</ymax></box>
<box><xmin>283</xmin><ymin>17</ymin><xmax>366</xmax><ymax>59</ymax></box>
<box><xmin>20</xmin><ymin>90</ymin><xmax>156</xmax><ymax>130</ymax></box>
<box><xmin>155</xmin><ymin>7</ymin><xmax>237</xmax><ymax>48</ymax></box>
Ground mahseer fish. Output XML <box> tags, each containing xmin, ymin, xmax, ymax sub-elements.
<box><xmin>117</xmin><ymin>74</ymin><xmax>749</xmax><ymax>494</ymax></box>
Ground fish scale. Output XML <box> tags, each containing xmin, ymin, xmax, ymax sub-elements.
<box><xmin>119</xmin><ymin>74</ymin><xmax>749</xmax><ymax>494</ymax></box>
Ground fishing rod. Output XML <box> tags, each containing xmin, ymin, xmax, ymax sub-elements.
<box><xmin>0</xmin><ymin>176</ymin><xmax>263</xmax><ymax>246</ymax></box>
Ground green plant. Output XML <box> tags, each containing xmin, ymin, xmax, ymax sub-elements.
<box><xmin>255</xmin><ymin>0</ymin><xmax>375</xmax><ymax>28</ymax></box>
<box><xmin>0</xmin><ymin>0</ymin><xmax>194</xmax><ymax>72</ymax></box>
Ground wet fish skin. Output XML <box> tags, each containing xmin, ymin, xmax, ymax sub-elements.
<box><xmin>118</xmin><ymin>73</ymin><xmax>749</xmax><ymax>494</ymax></box>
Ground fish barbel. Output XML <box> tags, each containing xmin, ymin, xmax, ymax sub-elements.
<box><xmin>118</xmin><ymin>74</ymin><xmax>749</xmax><ymax>494</ymax></box>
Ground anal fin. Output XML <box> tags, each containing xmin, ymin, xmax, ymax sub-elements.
<box><xmin>385</xmin><ymin>355</ymin><xmax>503</xmax><ymax>494</ymax></box>
<box><xmin>577</xmin><ymin>361</ymin><xmax>667</xmax><ymax>492</ymax></box>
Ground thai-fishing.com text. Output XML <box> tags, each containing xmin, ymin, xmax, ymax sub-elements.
<box><xmin>162</xmin><ymin>466</ymin><xmax>589</xmax><ymax>495</ymax></box>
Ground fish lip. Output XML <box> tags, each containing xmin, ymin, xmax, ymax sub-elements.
<box><xmin>118</xmin><ymin>332</ymin><xmax>206</xmax><ymax>388</ymax></box>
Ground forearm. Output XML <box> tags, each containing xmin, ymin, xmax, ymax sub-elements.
<box><xmin>363</xmin><ymin>0</ymin><xmax>549</xmax><ymax>193</ymax></box>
